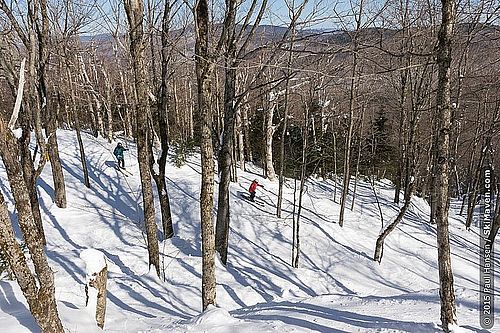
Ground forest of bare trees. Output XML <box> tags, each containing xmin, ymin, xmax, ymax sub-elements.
<box><xmin>0</xmin><ymin>0</ymin><xmax>499</xmax><ymax>331</ymax></box>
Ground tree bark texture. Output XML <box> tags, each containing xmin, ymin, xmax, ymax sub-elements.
<box><xmin>102</xmin><ymin>67</ymin><xmax>114</xmax><ymax>143</ymax></box>
<box><xmin>435</xmin><ymin>0</ymin><xmax>458</xmax><ymax>329</ymax></box>
<box><xmin>86</xmin><ymin>265</ymin><xmax>108</xmax><ymax>329</ymax></box>
<box><xmin>277</xmin><ymin>26</ymin><xmax>295</xmax><ymax>219</ymax></box>
<box><xmin>124</xmin><ymin>0</ymin><xmax>160</xmax><ymax>276</ymax></box>
<box><xmin>292</xmin><ymin>107</ymin><xmax>308</xmax><ymax>268</ymax></box>
<box><xmin>149</xmin><ymin>0</ymin><xmax>174</xmax><ymax>240</ymax></box>
<box><xmin>66</xmin><ymin>65</ymin><xmax>90</xmax><ymax>188</ymax></box>
<box><xmin>339</xmin><ymin>25</ymin><xmax>359</xmax><ymax>227</ymax></box>
<box><xmin>0</xmin><ymin>119</ymin><xmax>64</xmax><ymax>333</ymax></box>
<box><xmin>374</xmin><ymin>182</ymin><xmax>414</xmax><ymax>263</ymax></box>
<box><xmin>18</xmin><ymin>129</ymin><xmax>46</xmax><ymax>245</ymax></box>
<box><xmin>195</xmin><ymin>0</ymin><xmax>217</xmax><ymax>310</ymax></box>
<box><xmin>45</xmin><ymin>112</ymin><xmax>67</xmax><ymax>208</ymax></box>
<box><xmin>265</xmin><ymin>101</ymin><xmax>277</xmax><ymax>180</ymax></box>
<box><xmin>215</xmin><ymin>0</ymin><xmax>237</xmax><ymax>265</ymax></box>
<box><xmin>37</xmin><ymin>0</ymin><xmax>67</xmax><ymax>209</ymax></box>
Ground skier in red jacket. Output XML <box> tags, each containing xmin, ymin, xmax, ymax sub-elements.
<box><xmin>248</xmin><ymin>179</ymin><xmax>263</xmax><ymax>202</ymax></box>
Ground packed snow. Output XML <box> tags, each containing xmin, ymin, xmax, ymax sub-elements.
<box><xmin>0</xmin><ymin>129</ymin><xmax>498</xmax><ymax>332</ymax></box>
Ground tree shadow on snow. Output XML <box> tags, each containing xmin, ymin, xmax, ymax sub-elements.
<box><xmin>0</xmin><ymin>282</ymin><xmax>40</xmax><ymax>333</ymax></box>
<box><xmin>234</xmin><ymin>301</ymin><xmax>437</xmax><ymax>333</ymax></box>
<box><xmin>58</xmin><ymin>159</ymin><xmax>142</xmax><ymax>247</ymax></box>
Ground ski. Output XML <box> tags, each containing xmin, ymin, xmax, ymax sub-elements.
<box><xmin>120</xmin><ymin>168</ymin><xmax>133</xmax><ymax>176</ymax></box>
<box><xmin>115</xmin><ymin>166</ymin><xmax>129</xmax><ymax>177</ymax></box>
<box><xmin>240</xmin><ymin>193</ymin><xmax>264</xmax><ymax>206</ymax></box>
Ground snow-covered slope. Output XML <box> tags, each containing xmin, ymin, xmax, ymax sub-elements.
<box><xmin>0</xmin><ymin>130</ymin><xmax>498</xmax><ymax>332</ymax></box>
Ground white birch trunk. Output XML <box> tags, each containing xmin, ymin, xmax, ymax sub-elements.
<box><xmin>265</xmin><ymin>101</ymin><xmax>276</xmax><ymax>180</ymax></box>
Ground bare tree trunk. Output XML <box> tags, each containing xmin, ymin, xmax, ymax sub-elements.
<box><xmin>102</xmin><ymin>67</ymin><xmax>114</xmax><ymax>143</ymax></box>
<box><xmin>374</xmin><ymin>182</ymin><xmax>414</xmax><ymax>263</ymax></box>
<box><xmin>96</xmin><ymin>99</ymin><xmax>105</xmax><ymax>137</ymax></box>
<box><xmin>26</xmin><ymin>0</ymin><xmax>48</xmax><ymax>176</ymax></box>
<box><xmin>394</xmin><ymin>27</ymin><xmax>410</xmax><ymax>204</ymax></box>
<box><xmin>74</xmin><ymin>123</ymin><xmax>90</xmax><ymax>188</ymax></box>
<box><xmin>0</xmin><ymin>119</ymin><xmax>64</xmax><ymax>333</ymax></box>
<box><xmin>84</xmin><ymin>263</ymin><xmax>107</xmax><ymax>329</ymax></box>
<box><xmin>394</xmin><ymin>101</ymin><xmax>406</xmax><ymax>204</ymax></box>
<box><xmin>465</xmin><ymin>147</ymin><xmax>486</xmax><ymax>229</ymax></box>
<box><xmin>231</xmin><ymin>126</ymin><xmax>238</xmax><ymax>182</ymax></box>
<box><xmin>435</xmin><ymin>0</ymin><xmax>458</xmax><ymax>328</ymax></box>
<box><xmin>429</xmin><ymin>120</ymin><xmax>438</xmax><ymax>224</ymax></box>
<box><xmin>7</xmin><ymin>56</ymin><xmax>47</xmax><ymax>245</ymax></box>
<box><xmin>18</xmin><ymin>129</ymin><xmax>46</xmax><ymax>244</ymax></box>
<box><xmin>45</xmin><ymin>110</ymin><xmax>67</xmax><ymax>208</ymax></box>
<box><xmin>215</xmin><ymin>0</ymin><xmax>237</xmax><ymax>265</ymax></box>
<box><xmin>350</xmin><ymin>106</ymin><xmax>364</xmax><ymax>211</ymax></box>
<box><xmin>338</xmin><ymin>70</ymin><xmax>355</xmax><ymax>226</ymax></box>
<box><xmin>124</xmin><ymin>0</ymin><xmax>160</xmax><ymax>276</ymax></box>
<box><xmin>214</xmin><ymin>70</ymin><xmax>223</xmax><ymax>141</ymax></box>
<box><xmin>79</xmin><ymin>58</ymin><xmax>101</xmax><ymax>137</ymax></box>
<box><xmin>332</xmin><ymin>121</ymin><xmax>338</xmax><ymax>203</ymax></box>
<box><xmin>242</xmin><ymin>101</ymin><xmax>253</xmax><ymax>162</ymax></box>
<box><xmin>86</xmin><ymin>93</ymin><xmax>98</xmax><ymax>137</ymax></box>
<box><xmin>460</xmin><ymin>107</ymin><xmax>480</xmax><ymax>215</ymax></box>
<box><xmin>236</xmin><ymin>105</ymin><xmax>245</xmax><ymax>171</ymax></box>
<box><xmin>292</xmin><ymin>104</ymin><xmax>308</xmax><ymax>268</ymax></box>
<box><xmin>150</xmin><ymin>0</ymin><xmax>174</xmax><ymax>240</ymax></box>
<box><xmin>36</xmin><ymin>0</ymin><xmax>66</xmax><ymax>208</ymax></box>
<box><xmin>187</xmin><ymin>79</ymin><xmax>195</xmax><ymax>141</ymax></box>
<box><xmin>12</xmin><ymin>58</ymin><xmax>46</xmax><ymax>242</ymax></box>
<box><xmin>119</xmin><ymin>70</ymin><xmax>134</xmax><ymax>137</ymax></box>
<box><xmin>276</xmin><ymin>97</ymin><xmax>289</xmax><ymax>218</ymax></box>
<box><xmin>195</xmin><ymin>0</ymin><xmax>216</xmax><ymax>310</ymax></box>
<box><xmin>339</xmin><ymin>1</ymin><xmax>363</xmax><ymax>226</ymax></box>
<box><xmin>89</xmin><ymin>61</ymin><xmax>105</xmax><ymax>138</ymax></box>
<box><xmin>265</xmin><ymin>99</ymin><xmax>277</xmax><ymax>180</ymax></box>
<box><xmin>277</xmin><ymin>25</ymin><xmax>295</xmax><ymax>218</ymax></box>
<box><xmin>66</xmin><ymin>65</ymin><xmax>90</xmax><ymax>188</ymax></box>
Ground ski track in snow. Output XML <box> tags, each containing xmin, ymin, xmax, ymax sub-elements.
<box><xmin>0</xmin><ymin>129</ymin><xmax>498</xmax><ymax>333</ymax></box>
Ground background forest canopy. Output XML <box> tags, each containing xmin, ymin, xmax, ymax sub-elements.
<box><xmin>0</xmin><ymin>0</ymin><xmax>499</xmax><ymax>198</ymax></box>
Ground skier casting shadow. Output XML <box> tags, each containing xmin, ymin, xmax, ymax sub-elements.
<box><xmin>248</xmin><ymin>179</ymin><xmax>264</xmax><ymax>202</ymax></box>
<box><xmin>113</xmin><ymin>142</ymin><xmax>129</xmax><ymax>169</ymax></box>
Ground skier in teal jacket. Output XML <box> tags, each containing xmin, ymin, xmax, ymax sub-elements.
<box><xmin>113</xmin><ymin>143</ymin><xmax>128</xmax><ymax>168</ymax></box>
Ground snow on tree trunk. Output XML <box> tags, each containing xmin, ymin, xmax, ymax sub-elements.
<box><xmin>80</xmin><ymin>249</ymin><xmax>108</xmax><ymax>329</ymax></box>
<box><xmin>0</xmin><ymin>118</ymin><xmax>64</xmax><ymax>333</ymax></box>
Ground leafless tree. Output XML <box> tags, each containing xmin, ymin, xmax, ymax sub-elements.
<box><xmin>124</xmin><ymin>0</ymin><xmax>161</xmax><ymax>276</ymax></box>
<box><xmin>195</xmin><ymin>0</ymin><xmax>216</xmax><ymax>310</ymax></box>
<box><xmin>0</xmin><ymin>115</ymin><xmax>64</xmax><ymax>332</ymax></box>
<box><xmin>434</xmin><ymin>0</ymin><xmax>458</xmax><ymax>329</ymax></box>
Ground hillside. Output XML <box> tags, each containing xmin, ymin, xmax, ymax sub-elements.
<box><xmin>0</xmin><ymin>130</ymin><xmax>498</xmax><ymax>332</ymax></box>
